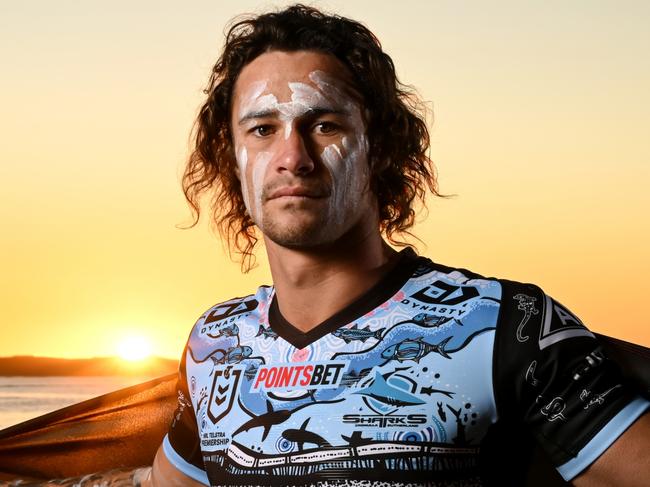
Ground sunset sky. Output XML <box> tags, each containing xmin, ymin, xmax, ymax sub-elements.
<box><xmin>1</xmin><ymin>0</ymin><xmax>648</xmax><ymax>359</ymax></box>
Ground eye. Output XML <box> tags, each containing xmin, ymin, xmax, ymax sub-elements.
<box><xmin>250</xmin><ymin>124</ymin><xmax>275</xmax><ymax>137</ymax></box>
<box><xmin>313</xmin><ymin>121</ymin><xmax>339</xmax><ymax>135</ymax></box>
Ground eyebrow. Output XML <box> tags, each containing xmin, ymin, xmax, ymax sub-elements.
<box><xmin>237</xmin><ymin>106</ymin><xmax>349</xmax><ymax>125</ymax></box>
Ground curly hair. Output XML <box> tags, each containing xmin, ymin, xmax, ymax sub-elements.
<box><xmin>182</xmin><ymin>4</ymin><xmax>441</xmax><ymax>271</ymax></box>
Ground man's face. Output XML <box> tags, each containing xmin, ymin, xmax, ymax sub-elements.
<box><xmin>230</xmin><ymin>50</ymin><xmax>374</xmax><ymax>249</ymax></box>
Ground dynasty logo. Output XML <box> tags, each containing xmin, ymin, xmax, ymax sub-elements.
<box><xmin>252</xmin><ymin>361</ymin><xmax>348</xmax><ymax>392</ymax></box>
<box><xmin>409</xmin><ymin>280</ymin><xmax>478</xmax><ymax>306</ymax></box>
<box><xmin>201</xmin><ymin>298</ymin><xmax>259</xmax><ymax>332</ymax></box>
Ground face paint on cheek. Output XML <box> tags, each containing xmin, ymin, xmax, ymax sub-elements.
<box><xmin>312</xmin><ymin>69</ymin><xmax>370</xmax><ymax>197</ymax></box>
<box><xmin>320</xmin><ymin>133</ymin><xmax>369</xmax><ymax>230</ymax></box>
<box><xmin>236</xmin><ymin>147</ymin><xmax>252</xmax><ymax>214</ymax></box>
<box><xmin>251</xmin><ymin>151</ymin><xmax>274</xmax><ymax>228</ymax></box>
<box><xmin>326</xmin><ymin>143</ymin><xmax>342</xmax><ymax>160</ymax></box>
<box><xmin>321</xmin><ymin>144</ymin><xmax>347</xmax><ymax>225</ymax></box>
<box><xmin>342</xmin><ymin>134</ymin><xmax>370</xmax><ymax>195</ymax></box>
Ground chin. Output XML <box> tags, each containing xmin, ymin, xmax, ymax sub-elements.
<box><xmin>262</xmin><ymin>217</ymin><xmax>343</xmax><ymax>249</ymax></box>
<box><xmin>266</xmin><ymin>228</ymin><xmax>337</xmax><ymax>249</ymax></box>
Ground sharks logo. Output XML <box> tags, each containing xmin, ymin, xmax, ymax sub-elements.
<box><xmin>207</xmin><ymin>365</ymin><xmax>243</xmax><ymax>424</ymax></box>
<box><xmin>354</xmin><ymin>371</ymin><xmax>424</xmax><ymax>414</ymax></box>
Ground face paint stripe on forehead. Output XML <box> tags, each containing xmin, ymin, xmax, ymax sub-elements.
<box><xmin>238</xmin><ymin>81</ymin><xmax>271</xmax><ymax>121</ymax></box>
<box><xmin>237</xmin><ymin>72</ymin><xmax>358</xmax><ymax>140</ymax></box>
<box><xmin>309</xmin><ymin>71</ymin><xmax>345</xmax><ymax>101</ymax></box>
<box><xmin>309</xmin><ymin>71</ymin><xmax>364</xmax><ymax>108</ymax></box>
<box><xmin>279</xmin><ymin>82</ymin><xmax>329</xmax><ymax>139</ymax></box>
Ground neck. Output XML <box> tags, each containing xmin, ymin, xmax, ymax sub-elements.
<box><xmin>265</xmin><ymin>226</ymin><xmax>397</xmax><ymax>333</ymax></box>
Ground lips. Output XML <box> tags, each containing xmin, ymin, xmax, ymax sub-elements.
<box><xmin>267</xmin><ymin>186</ymin><xmax>328</xmax><ymax>200</ymax></box>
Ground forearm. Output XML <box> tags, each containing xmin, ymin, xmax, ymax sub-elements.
<box><xmin>140</xmin><ymin>444</ymin><xmax>206</xmax><ymax>487</ymax></box>
<box><xmin>572</xmin><ymin>412</ymin><xmax>650</xmax><ymax>487</ymax></box>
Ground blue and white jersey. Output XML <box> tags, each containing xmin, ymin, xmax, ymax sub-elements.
<box><xmin>165</xmin><ymin>249</ymin><xmax>648</xmax><ymax>486</ymax></box>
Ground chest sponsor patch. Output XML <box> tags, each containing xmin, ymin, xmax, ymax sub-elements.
<box><xmin>252</xmin><ymin>361</ymin><xmax>348</xmax><ymax>392</ymax></box>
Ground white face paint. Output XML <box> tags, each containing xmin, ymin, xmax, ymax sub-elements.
<box><xmin>320</xmin><ymin>136</ymin><xmax>369</xmax><ymax>226</ymax></box>
<box><xmin>251</xmin><ymin>151</ymin><xmax>273</xmax><ymax>227</ymax></box>
<box><xmin>236</xmin><ymin>146</ymin><xmax>250</xmax><ymax>212</ymax></box>
<box><xmin>235</xmin><ymin>76</ymin><xmax>338</xmax><ymax>225</ymax></box>
<box><xmin>233</xmin><ymin>54</ymin><xmax>373</xmax><ymax>246</ymax></box>
<box><xmin>238</xmin><ymin>79</ymin><xmax>331</xmax><ymax>140</ymax></box>
<box><xmin>311</xmin><ymin>71</ymin><xmax>370</xmax><ymax>228</ymax></box>
<box><xmin>236</xmin><ymin>144</ymin><xmax>273</xmax><ymax>228</ymax></box>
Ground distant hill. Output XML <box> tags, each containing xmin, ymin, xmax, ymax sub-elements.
<box><xmin>0</xmin><ymin>356</ymin><xmax>179</xmax><ymax>377</ymax></box>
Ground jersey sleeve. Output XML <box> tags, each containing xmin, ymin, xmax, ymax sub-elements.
<box><xmin>493</xmin><ymin>280</ymin><xmax>649</xmax><ymax>481</ymax></box>
<box><xmin>164</xmin><ymin>343</ymin><xmax>210</xmax><ymax>485</ymax></box>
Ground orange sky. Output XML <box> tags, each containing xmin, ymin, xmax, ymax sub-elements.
<box><xmin>1</xmin><ymin>1</ymin><xmax>648</xmax><ymax>359</ymax></box>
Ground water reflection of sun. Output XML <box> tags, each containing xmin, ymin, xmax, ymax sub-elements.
<box><xmin>116</xmin><ymin>335</ymin><xmax>153</xmax><ymax>361</ymax></box>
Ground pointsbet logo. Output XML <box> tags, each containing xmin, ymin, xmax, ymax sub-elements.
<box><xmin>251</xmin><ymin>361</ymin><xmax>348</xmax><ymax>392</ymax></box>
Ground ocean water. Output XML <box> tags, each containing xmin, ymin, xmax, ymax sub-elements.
<box><xmin>0</xmin><ymin>376</ymin><xmax>152</xmax><ymax>430</ymax></box>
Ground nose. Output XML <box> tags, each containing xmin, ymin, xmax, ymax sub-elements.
<box><xmin>274</xmin><ymin>127</ymin><xmax>314</xmax><ymax>176</ymax></box>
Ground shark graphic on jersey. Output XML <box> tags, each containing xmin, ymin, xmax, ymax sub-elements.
<box><xmin>165</xmin><ymin>249</ymin><xmax>649</xmax><ymax>486</ymax></box>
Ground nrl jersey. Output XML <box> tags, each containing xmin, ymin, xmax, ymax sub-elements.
<box><xmin>165</xmin><ymin>248</ymin><xmax>648</xmax><ymax>486</ymax></box>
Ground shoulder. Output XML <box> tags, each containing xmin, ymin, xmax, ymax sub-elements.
<box><xmin>183</xmin><ymin>285</ymin><xmax>273</xmax><ymax>350</ymax></box>
<box><xmin>410</xmin><ymin>253</ymin><xmax>545</xmax><ymax>306</ymax></box>
<box><xmin>197</xmin><ymin>285</ymin><xmax>272</xmax><ymax>325</ymax></box>
<box><xmin>413</xmin><ymin>256</ymin><xmax>650</xmax><ymax>481</ymax></box>
<box><xmin>410</xmin><ymin>254</ymin><xmax>597</xmax><ymax>350</ymax></box>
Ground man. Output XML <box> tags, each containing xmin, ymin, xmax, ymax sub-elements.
<box><xmin>146</xmin><ymin>5</ymin><xmax>649</xmax><ymax>486</ymax></box>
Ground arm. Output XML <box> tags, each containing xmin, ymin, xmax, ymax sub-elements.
<box><xmin>494</xmin><ymin>282</ymin><xmax>650</xmax><ymax>484</ymax></box>
<box><xmin>573</xmin><ymin>412</ymin><xmax>650</xmax><ymax>487</ymax></box>
<box><xmin>155</xmin><ymin>340</ymin><xmax>209</xmax><ymax>485</ymax></box>
<box><xmin>141</xmin><ymin>444</ymin><xmax>206</xmax><ymax>487</ymax></box>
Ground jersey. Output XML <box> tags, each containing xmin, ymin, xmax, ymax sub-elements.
<box><xmin>165</xmin><ymin>248</ymin><xmax>649</xmax><ymax>486</ymax></box>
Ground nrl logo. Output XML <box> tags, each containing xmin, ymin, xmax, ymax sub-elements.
<box><xmin>207</xmin><ymin>365</ymin><xmax>243</xmax><ymax>424</ymax></box>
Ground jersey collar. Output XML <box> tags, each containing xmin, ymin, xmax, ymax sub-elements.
<box><xmin>268</xmin><ymin>247</ymin><xmax>422</xmax><ymax>349</ymax></box>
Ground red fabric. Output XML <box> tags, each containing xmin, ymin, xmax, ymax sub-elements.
<box><xmin>0</xmin><ymin>374</ymin><xmax>176</xmax><ymax>479</ymax></box>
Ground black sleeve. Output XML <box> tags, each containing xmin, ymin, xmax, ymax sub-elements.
<box><xmin>166</xmin><ymin>343</ymin><xmax>205</xmax><ymax>472</ymax></box>
<box><xmin>493</xmin><ymin>280</ymin><xmax>647</xmax><ymax>472</ymax></box>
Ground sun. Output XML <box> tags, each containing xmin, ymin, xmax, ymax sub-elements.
<box><xmin>116</xmin><ymin>335</ymin><xmax>153</xmax><ymax>361</ymax></box>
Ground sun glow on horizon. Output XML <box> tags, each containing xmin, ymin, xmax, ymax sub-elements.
<box><xmin>116</xmin><ymin>335</ymin><xmax>153</xmax><ymax>362</ymax></box>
